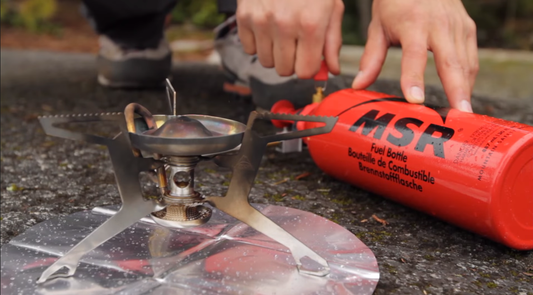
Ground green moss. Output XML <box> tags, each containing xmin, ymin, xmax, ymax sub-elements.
<box><xmin>204</xmin><ymin>168</ymin><xmax>216</xmax><ymax>173</ymax></box>
<box><xmin>317</xmin><ymin>188</ymin><xmax>330</xmax><ymax>195</ymax></box>
<box><xmin>59</xmin><ymin>162</ymin><xmax>68</xmax><ymax>167</ymax></box>
<box><xmin>330</xmin><ymin>212</ymin><xmax>342</xmax><ymax>224</ymax></box>
<box><xmin>222</xmin><ymin>181</ymin><xmax>230</xmax><ymax>186</ymax></box>
<box><xmin>509</xmin><ymin>286</ymin><xmax>519</xmax><ymax>294</ymax></box>
<box><xmin>355</xmin><ymin>230</ymin><xmax>392</xmax><ymax>242</ymax></box>
<box><xmin>382</xmin><ymin>263</ymin><xmax>397</xmax><ymax>274</ymax></box>
<box><xmin>271</xmin><ymin>194</ymin><xmax>284</xmax><ymax>202</ymax></box>
<box><xmin>265</xmin><ymin>193</ymin><xmax>284</xmax><ymax>202</ymax></box>
<box><xmin>480</xmin><ymin>273</ymin><xmax>491</xmax><ymax>278</ymax></box>
<box><xmin>254</xmin><ymin>180</ymin><xmax>263</xmax><ymax>185</ymax></box>
<box><xmin>486</xmin><ymin>282</ymin><xmax>498</xmax><ymax>289</ymax></box>
<box><xmin>293</xmin><ymin>195</ymin><xmax>305</xmax><ymax>201</ymax></box>
<box><xmin>473</xmin><ymin>281</ymin><xmax>482</xmax><ymax>288</ymax></box>
<box><xmin>424</xmin><ymin>254</ymin><xmax>435</xmax><ymax>261</ymax></box>
<box><xmin>6</xmin><ymin>184</ymin><xmax>24</xmax><ymax>192</ymax></box>
<box><xmin>266</xmin><ymin>173</ymin><xmax>278</xmax><ymax>180</ymax></box>
<box><xmin>331</xmin><ymin>195</ymin><xmax>353</xmax><ymax>206</ymax></box>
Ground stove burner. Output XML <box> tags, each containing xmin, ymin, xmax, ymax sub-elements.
<box><xmin>35</xmin><ymin>79</ymin><xmax>339</xmax><ymax>284</ymax></box>
<box><xmin>147</xmin><ymin>116</ymin><xmax>214</xmax><ymax>138</ymax></box>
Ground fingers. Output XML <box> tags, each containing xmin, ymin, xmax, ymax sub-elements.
<box><xmin>323</xmin><ymin>0</ymin><xmax>345</xmax><ymax>75</ymax></box>
<box><xmin>465</xmin><ymin>18</ymin><xmax>479</xmax><ymax>94</ymax></box>
<box><xmin>236</xmin><ymin>5</ymin><xmax>274</xmax><ymax>68</ymax></box>
<box><xmin>253</xmin><ymin>15</ymin><xmax>275</xmax><ymax>68</ymax></box>
<box><xmin>352</xmin><ymin>21</ymin><xmax>388</xmax><ymax>90</ymax></box>
<box><xmin>399</xmin><ymin>35</ymin><xmax>428</xmax><ymax>104</ymax></box>
<box><xmin>294</xmin><ymin>15</ymin><xmax>328</xmax><ymax>78</ymax></box>
<box><xmin>236</xmin><ymin>0</ymin><xmax>339</xmax><ymax>78</ymax></box>
<box><xmin>236</xmin><ymin>13</ymin><xmax>257</xmax><ymax>56</ymax></box>
<box><xmin>273</xmin><ymin>18</ymin><xmax>297</xmax><ymax>76</ymax></box>
<box><xmin>431</xmin><ymin>31</ymin><xmax>473</xmax><ymax>112</ymax></box>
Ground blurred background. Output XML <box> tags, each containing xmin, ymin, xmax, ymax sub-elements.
<box><xmin>2</xmin><ymin>0</ymin><xmax>533</xmax><ymax>51</ymax></box>
<box><xmin>1</xmin><ymin>0</ymin><xmax>533</xmax><ymax>101</ymax></box>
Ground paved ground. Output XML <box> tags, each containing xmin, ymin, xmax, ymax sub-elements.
<box><xmin>1</xmin><ymin>49</ymin><xmax>532</xmax><ymax>295</ymax></box>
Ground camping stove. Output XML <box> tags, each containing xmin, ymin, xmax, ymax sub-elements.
<box><xmin>1</xmin><ymin>80</ymin><xmax>380</xmax><ymax>294</ymax></box>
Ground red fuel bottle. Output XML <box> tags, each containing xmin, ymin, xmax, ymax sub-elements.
<box><xmin>271</xmin><ymin>89</ymin><xmax>533</xmax><ymax>250</ymax></box>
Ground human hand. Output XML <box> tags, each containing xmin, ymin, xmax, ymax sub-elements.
<box><xmin>351</xmin><ymin>0</ymin><xmax>479</xmax><ymax>112</ymax></box>
<box><xmin>235</xmin><ymin>0</ymin><xmax>345</xmax><ymax>78</ymax></box>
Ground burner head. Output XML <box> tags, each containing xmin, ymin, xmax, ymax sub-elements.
<box><xmin>151</xmin><ymin>204</ymin><xmax>213</xmax><ymax>228</ymax></box>
<box><xmin>146</xmin><ymin>116</ymin><xmax>214</xmax><ymax>138</ymax></box>
<box><xmin>128</xmin><ymin>114</ymin><xmax>246</xmax><ymax>157</ymax></box>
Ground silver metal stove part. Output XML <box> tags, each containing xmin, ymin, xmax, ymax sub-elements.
<box><xmin>35</xmin><ymin>103</ymin><xmax>338</xmax><ymax>283</ymax></box>
<box><xmin>151</xmin><ymin>156</ymin><xmax>213</xmax><ymax>228</ymax></box>
<box><xmin>206</xmin><ymin>110</ymin><xmax>338</xmax><ymax>276</ymax></box>
<box><xmin>129</xmin><ymin>114</ymin><xmax>247</xmax><ymax>156</ymax></box>
<box><xmin>166</xmin><ymin>78</ymin><xmax>177</xmax><ymax>116</ymax></box>
<box><xmin>37</xmin><ymin>113</ymin><xmax>165</xmax><ymax>284</ymax></box>
<box><xmin>1</xmin><ymin>204</ymin><xmax>380</xmax><ymax>295</ymax></box>
<box><xmin>276</xmin><ymin>127</ymin><xmax>303</xmax><ymax>153</ymax></box>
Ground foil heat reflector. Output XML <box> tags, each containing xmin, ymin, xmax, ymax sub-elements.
<box><xmin>1</xmin><ymin>205</ymin><xmax>379</xmax><ymax>295</ymax></box>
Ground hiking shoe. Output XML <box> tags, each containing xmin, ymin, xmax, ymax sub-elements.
<box><xmin>97</xmin><ymin>35</ymin><xmax>172</xmax><ymax>88</ymax></box>
<box><xmin>213</xmin><ymin>16</ymin><xmax>348</xmax><ymax>110</ymax></box>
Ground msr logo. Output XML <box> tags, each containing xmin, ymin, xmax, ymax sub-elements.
<box><xmin>348</xmin><ymin>109</ymin><xmax>454</xmax><ymax>158</ymax></box>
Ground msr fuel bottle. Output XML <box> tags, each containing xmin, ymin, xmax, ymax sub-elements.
<box><xmin>271</xmin><ymin>89</ymin><xmax>533</xmax><ymax>250</ymax></box>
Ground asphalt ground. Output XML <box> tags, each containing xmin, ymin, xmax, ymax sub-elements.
<box><xmin>1</xmin><ymin>49</ymin><xmax>532</xmax><ymax>295</ymax></box>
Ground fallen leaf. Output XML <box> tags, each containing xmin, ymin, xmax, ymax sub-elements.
<box><xmin>42</xmin><ymin>141</ymin><xmax>56</xmax><ymax>147</ymax></box>
<box><xmin>273</xmin><ymin>178</ymin><xmax>289</xmax><ymax>185</ymax></box>
<box><xmin>523</xmin><ymin>272</ymin><xmax>533</xmax><ymax>277</ymax></box>
<box><xmin>360</xmin><ymin>219</ymin><xmax>368</xmax><ymax>223</ymax></box>
<box><xmin>281</xmin><ymin>193</ymin><xmax>287</xmax><ymax>197</ymax></box>
<box><xmin>295</xmin><ymin>172</ymin><xmax>311</xmax><ymax>180</ymax></box>
<box><xmin>267</xmin><ymin>141</ymin><xmax>281</xmax><ymax>147</ymax></box>
<box><xmin>41</xmin><ymin>104</ymin><xmax>53</xmax><ymax>111</ymax></box>
<box><xmin>372</xmin><ymin>214</ymin><xmax>389</xmax><ymax>226</ymax></box>
<box><xmin>423</xmin><ymin>290</ymin><xmax>427</xmax><ymax>295</ymax></box>
<box><xmin>400</xmin><ymin>258</ymin><xmax>407</xmax><ymax>263</ymax></box>
<box><xmin>24</xmin><ymin>114</ymin><xmax>38</xmax><ymax>122</ymax></box>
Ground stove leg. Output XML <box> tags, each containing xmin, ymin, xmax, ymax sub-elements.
<box><xmin>207</xmin><ymin>111</ymin><xmax>338</xmax><ymax>277</ymax></box>
<box><xmin>35</xmin><ymin>128</ymin><xmax>163</xmax><ymax>284</ymax></box>
<box><xmin>36</xmin><ymin>201</ymin><xmax>159</xmax><ymax>284</ymax></box>
<box><xmin>207</xmin><ymin>197</ymin><xmax>330</xmax><ymax>276</ymax></box>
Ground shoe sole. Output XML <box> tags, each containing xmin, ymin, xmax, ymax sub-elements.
<box><xmin>220</xmin><ymin>62</ymin><xmax>252</xmax><ymax>97</ymax></box>
<box><xmin>98</xmin><ymin>74</ymin><xmax>171</xmax><ymax>89</ymax></box>
<box><xmin>97</xmin><ymin>53</ymin><xmax>172</xmax><ymax>89</ymax></box>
